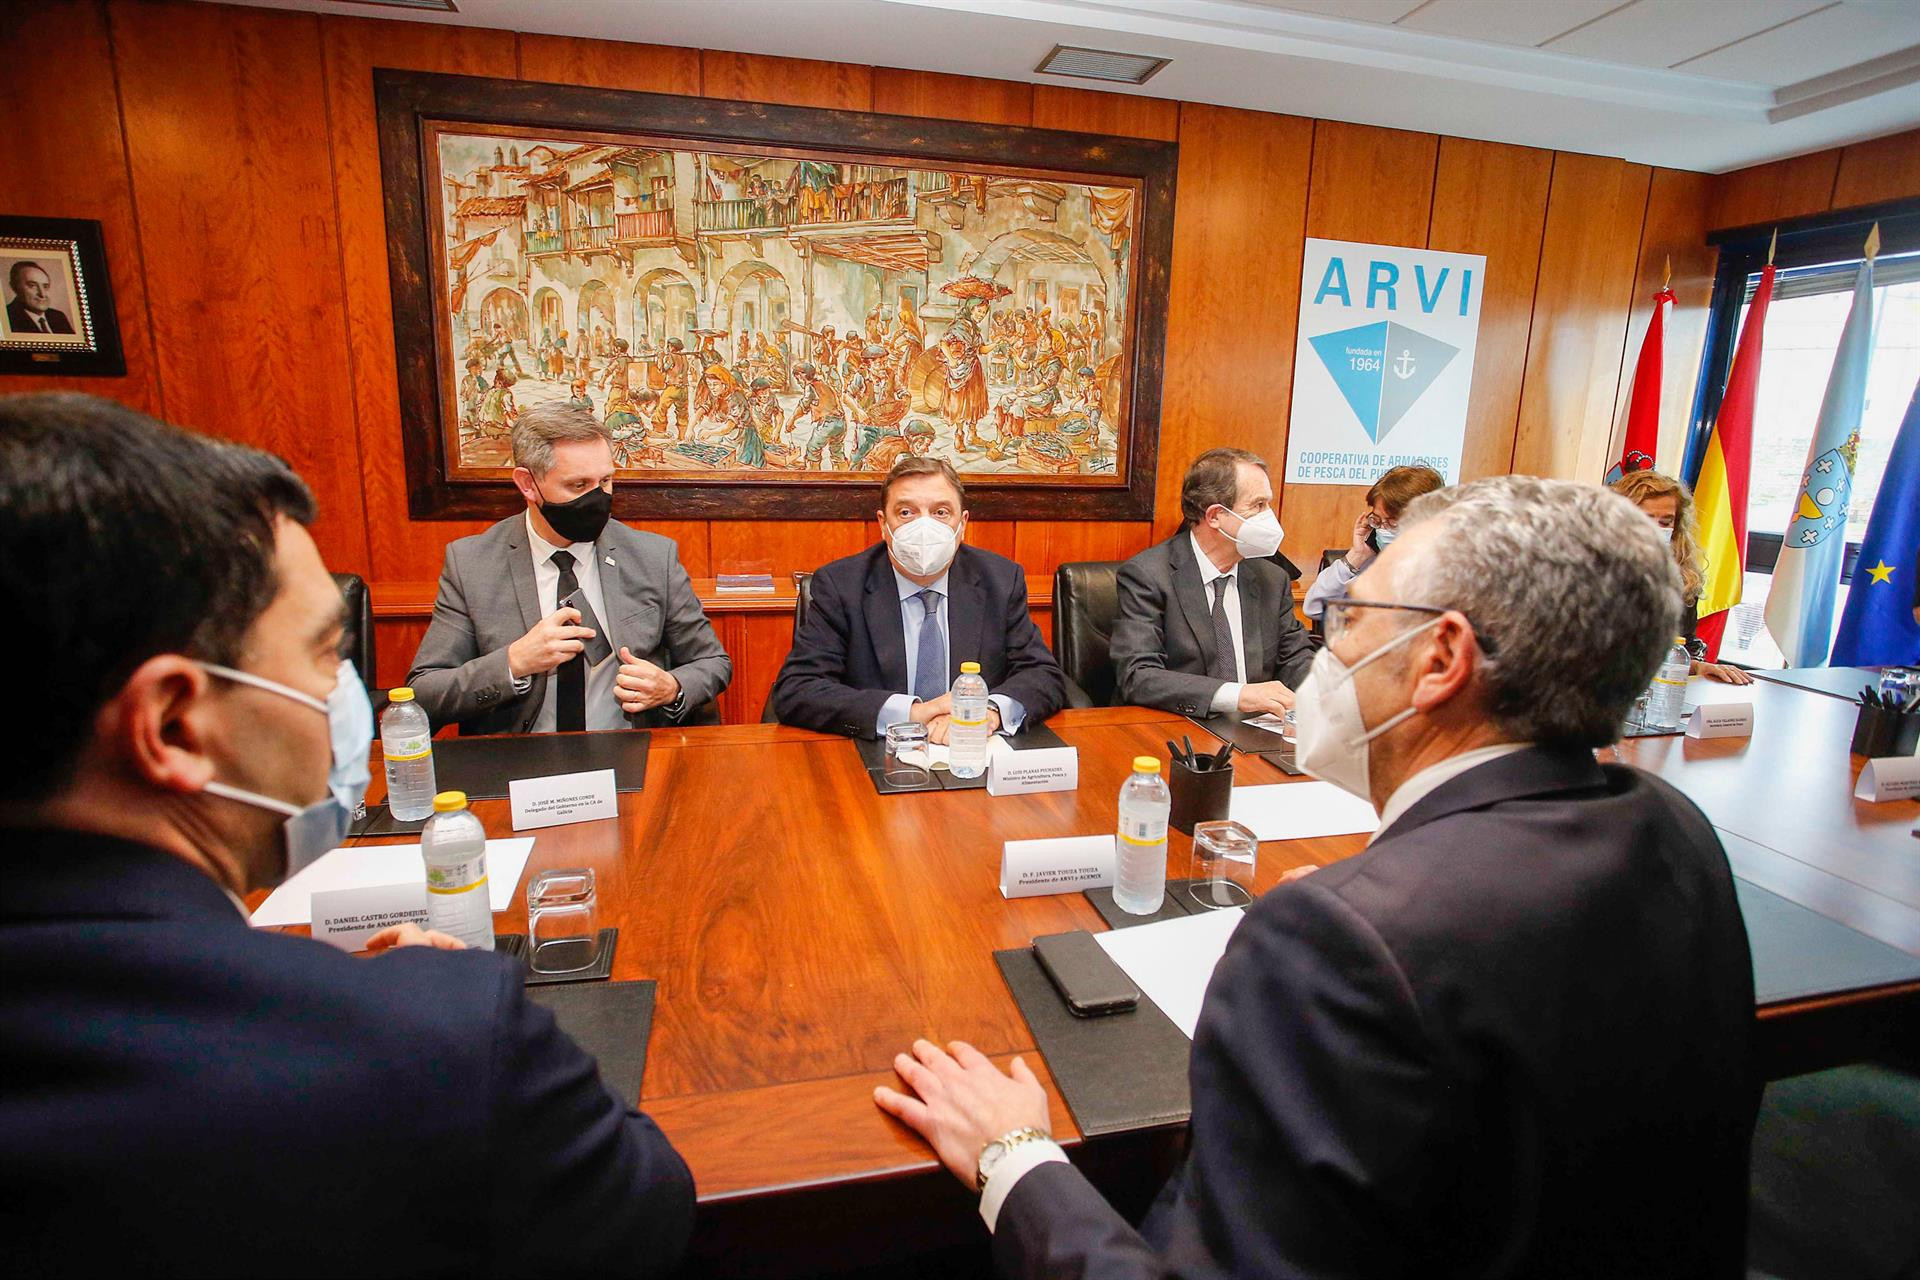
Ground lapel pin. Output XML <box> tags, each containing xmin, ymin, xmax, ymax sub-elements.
<box><xmin>605</xmin><ymin>555</ymin><xmax>616</xmax><ymax>567</ymax></box>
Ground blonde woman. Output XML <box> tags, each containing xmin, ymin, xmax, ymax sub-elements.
<box><xmin>1609</xmin><ymin>469</ymin><xmax>1753</xmax><ymax>684</ymax></box>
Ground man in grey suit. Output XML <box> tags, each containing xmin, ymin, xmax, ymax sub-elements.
<box><xmin>1110</xmin><ymin>447</ymin><xmax>1315</xmax><ymax>717</ymax></box>
<box><xmin>408</xmin><ymin>405</ymin><xmax>730</xmax><ymax>734</ymax></box>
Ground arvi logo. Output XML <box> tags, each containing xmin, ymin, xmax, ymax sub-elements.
<box><xmin>1308</xmin><ymin>321</ymin><xmax>1459</xmax><ymax>444</ymax></box>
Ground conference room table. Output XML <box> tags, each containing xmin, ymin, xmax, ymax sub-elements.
<box><xmin>309</xmin><ymin>676</ymin><xmax>1920</xmax><ymax>1277</ymax></box>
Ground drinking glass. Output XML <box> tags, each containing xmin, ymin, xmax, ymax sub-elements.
<box><xmin>884</xmin><ymin>722</ymin><xmax>932</xmax><ymax>787</ymax></box>
<box><xmin>527</xmin><ymin>867</ymin><xmax>599</xmax><ymax>974</ymax></box>
<box><xmin>1187</xmin><ymin>820</ymin><xmax>1257</xmax><ymax>910</ymax></box>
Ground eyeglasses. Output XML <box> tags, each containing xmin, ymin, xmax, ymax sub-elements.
<box><xmin>1322</xmin><ymin>596</ymin><xmax>1499</xmax><ymax>656</ymax></box>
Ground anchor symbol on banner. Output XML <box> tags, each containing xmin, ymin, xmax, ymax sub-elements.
<box><xmin>1393</xmin><ymin>349</ymin><xmax>1416</xmax><ymax>379</ymax></box>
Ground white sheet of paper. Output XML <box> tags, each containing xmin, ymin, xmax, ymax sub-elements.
<box><xmin>251</xmin><ymin>837</ymin><xmax>536</xmax><ymax>928</ymax></box>
<box><xmin>1243</xmin><ymin>713</ymin><xmax>1292</xmax><ymax>738</ymax></box>
<box><xmin>899</xmin><ymin>742</ymin><xmax>951</xmax><ymax>769</ymax></box>
<box><xmin>1094</xmin><ymin>907</ymin><xmax>1246</xmax><ymax>1038</ymax></box>
<box><xmin>1228</xmin><ymin>781</ymin><xmax>1379</xmax><ymax>842</ymax></box>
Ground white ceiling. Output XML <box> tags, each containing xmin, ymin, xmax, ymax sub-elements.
<box><xmin>211</xmin><ymin>0</ymin><xmax>1920</xmax><ymax>172</ymax></box>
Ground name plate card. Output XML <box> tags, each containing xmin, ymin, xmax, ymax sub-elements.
<box><xmin>999</xmin><ymin>834</ymin><xmax>1114</xmax><ymax>899</ymax></box>
<box><xmin>1686</xmin><ymin>702</ymin><xmax>1754</xmax><ymax>739</ymax></box>
<box><xmin>510</xmin><ymin>768</ymin><xmax>619</xmax><ymax>831</ymax></box>
<box><xmin>310</xmin><ymin>882</ymin><xmax>428</xmax><ymax>952</ymax></box>
<box><xmin>986</xmin><ymin>740</ymin><xmax>1080</xmax><ymax>796</ymax></box>
<box><xmin>1855</xmin><ymin>755</ymin><xmax>1920</xmax><ymax>803</ymax></box>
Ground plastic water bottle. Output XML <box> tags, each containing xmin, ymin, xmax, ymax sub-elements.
<box><xmin>949</xmin><ymin>661</ymin><xmax>991</xmax><ymax>779</ymax></box>
<box><xmin>1644</xmin><ymin>638</ymin><xmax>1691</xmax><ymax>731</ymax></box>
<box><xmin>381</xmin><ymin>688</ymin><xmax>437</xmax><ymax>822</ymax></box>
<box><xmin>420</xmin><ymin>791</ymin><xmax>495</xmax><ymax>951</ymax></box>
<box><xmin>1114</xmin><ymin>756</ymin><xmax>1171</xmax><ymax>916</ymax></box>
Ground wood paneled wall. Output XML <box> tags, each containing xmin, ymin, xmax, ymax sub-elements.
<box><xmin>12</xmin><ymin>0</ymin><xmax>1839</xmax><ymax>719</ymax></box>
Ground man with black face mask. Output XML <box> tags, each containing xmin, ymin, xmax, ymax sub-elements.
<box><xmin>409</xmin><ymin>404</ymin><xmax>730</xmax><ymax>734</ymax></box>
<box><xmin>0</xmin><ymin>394</ymin><xmax>694</xmax><ymax>1276</ymax></box>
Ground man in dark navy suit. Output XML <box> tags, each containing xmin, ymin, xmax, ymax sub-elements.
<box><xmin>0</xmin><ymin>394</ymin><xmax>692</xmax><ymax>1278</ymax></box>
<box><xmin>771</xmin><ymin>455</ymin><xmax>1065</xmax><ymax>740</ymax></box>
<box><xmin>876</xmin><ymin>475</ymin><xmax>1757</xmax><ymax>1279</ymax></box>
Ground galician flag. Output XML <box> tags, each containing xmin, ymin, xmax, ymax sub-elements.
<box><xmin>1765</xmin><ymin>238</ymin><xmax>1877</xmax><ymax>667</ymax></box>
<box><xmin>1606</xmin><ymin>281</ymin><xmax>1674</xmax><ymax>483</ymax></box>
<box><xmin>1831</xmin><ymin>375</ymin><xmax>1920</xmax><ymax>667</ymax></box>
<box><xmin>1692</xmin><ymin>262</ymin><xmax>1775</xmax><ymax>659</ymax></box>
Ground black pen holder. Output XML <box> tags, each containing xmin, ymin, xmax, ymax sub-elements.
<box><xmin>1169</xmin><ymin>756</ymin><xmax>1235</xmax><ymax>836</ymax></box>
<box><xmin>1896</xmin><ymin>709</ymin><xmax>1920</xmax><ymax>757</ymax></box>
<box><xmin>1851</xmin><ymin>703</ymin><xmax>1902</xmax><ymax>757</ymax></box>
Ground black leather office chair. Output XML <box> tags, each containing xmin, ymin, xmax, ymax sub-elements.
<box><xmin>762</xmin><ymin>571</ymin><xmax>816</xmax><ymax>723</ymax></box>
<box><xmin>1052</xmin><ymin>561</ymin><xmax>1122</xmax><ymax>709</ymax></box>
<box><xmin>331</xmin><ymin>572</ymin><xmax>377</xmax><ymax>693</ymax></box>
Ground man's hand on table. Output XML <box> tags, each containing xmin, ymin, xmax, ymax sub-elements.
<box><xmin>363</xmin><ymin>923</ymin><xmax>467</xmax><ymax>953</ymax></box>
<box><xmin>874</xmin><ymin>1039</ymin><xmax>1050</xmax><ymax>1188</ymax></box>
<box><xmin>924</xmin><ymin>705</ymin><xmax>1001</xmax><ymax>746</ymax></box>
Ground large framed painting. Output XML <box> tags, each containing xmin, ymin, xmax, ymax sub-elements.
<box><xmin>375</xmin><ymin>70</ymin><xmax>1175</xmax><ymax>520</ymax></box>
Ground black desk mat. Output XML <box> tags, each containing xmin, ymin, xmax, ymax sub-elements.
<box><xmin>1182</xmin><ymin>714</ymin><xmax>1302</xmax><ymax>774</ymax></box>
<box><xmin>1737</xmin><ymin>878</ymin><xmax>1920</xmax><ymax>1004</ymax></box>
<box><xmin>434</xmin><ymin>730</ymin><xmax>650</xmax><ymax>800</ymax></box>
<box><xmin>527</xmin><ymin>978</ymin><xmax>657</xmax><ymax>1111</ymax></box>
<box><xmin>495</xmin><ymin>928</ymin><xmax>620</xmax><ymax>986</ymax></box>
<box><xmin>1085</xmin><ymin>878</ymin><xmax>1204</xmax><ymax>928</ymax></box>
<box><xmin>995</xmin><ymin>947</ymin><xmax>1192</xmax><ymax>1137</ymax></box>
<box><xmin>856</xmin><ymin>722</ymin><xmax>1069</xmax><ymax>794</ymax></box>
<box><xmin>349</xmin><ymin>804</ymin><xmax>426</xmax><ymax>838</ymax></box>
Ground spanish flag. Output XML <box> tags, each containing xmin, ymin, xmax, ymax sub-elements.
<box><xmin>1692</xmin><ymin>263</ymin><xmax>1775</xmax><ymax>658</ymax></box>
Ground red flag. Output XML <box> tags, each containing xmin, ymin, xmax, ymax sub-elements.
<box><xmin>1608</xmin><ymin>285</ymin><xmax>1673</xmax><ymax>482</ymax></box>
<box><xmin>1693</xmin><ymin>264</ymin><xmax>1775</xmax><ymax>658</ymax></box>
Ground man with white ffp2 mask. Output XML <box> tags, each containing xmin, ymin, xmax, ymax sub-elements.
<box><xmin>1111</xmin><ymin>448</ymin><xmax>1317</xmax><ymax>717</ymax></box>
<box><xmin>0</xmin><ymin>394</ymin><xmax>694</xmax><ymax>1277</ymax></box>
<box><xmin>772</xmin><ymin>455</ymin><xmax>1066</xmax><ymax>740</ymax></box>
<box><xmin>873</xmin><ymin>476</ymin><xmax>1757</xmax><ymax>1280</ymax></box>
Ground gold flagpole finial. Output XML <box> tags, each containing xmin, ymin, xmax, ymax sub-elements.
<box><xmin>1865</xmin><ymin>222</ymin><xmax>1881</xmax><ymax>261</ymax></box>
<box><xmin>1662</xmin><ymin>255</ymin><xmax>1672</xmax><ymax>291</ymax></box>
<box><xmin>1767</xmin><ymin>228</ymin><xmax>1778</xmax><ymax>265</ymax></box>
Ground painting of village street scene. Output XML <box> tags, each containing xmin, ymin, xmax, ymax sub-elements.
<box><xmin>429</xmin><ymin>125</ymin><xmax>1140</xmax><ymax>484</ymax></box>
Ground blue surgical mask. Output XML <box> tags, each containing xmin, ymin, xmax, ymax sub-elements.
<box><xmin>197</xmin><ymin>658</ymin><xmax>374</xmax><ymax>885</ymax></box>
<box><xmin>1373</xmin><ymin>526</ymin><xmax>1399</xmax><ymax>550</ymax></box>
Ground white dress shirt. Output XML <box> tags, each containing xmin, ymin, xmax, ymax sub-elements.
<box><xmin>1190</xmin><ymin>532</ymin><xmax>1248</xmax><ymax>715</ymax></box>
<box><xmin>1371</xmin><ymin>742</ymin><xmax>1530</xmax><ymax>842</ymax></box>
<box><xmin>517</xmin><ymin>511</ymin><xmax>625</xmax><ymax>732</ymax></box>
<box><xmin>875</xmin><ymin>565</ymin><xmax>1026</xmax><ymax>736</ymax></box>
<box><xmin>1302</xmin><ymin>556</ymin><xmax>1361</xmax><ymax>620</ymax></box>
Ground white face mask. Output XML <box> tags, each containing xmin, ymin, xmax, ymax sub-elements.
<box><xmin>197</xmin><ymin>658</ymin><xmax>374</xmax><ymax>885</ymax></box>
<box><xmin>1292</xmin><ymin>616</ymin><xmax>1443</xmax><ymax>801</ymax></box>
<box><xmin>1217</xmin><ymin>506</ymin><xmax>1284</xmax><ymax>560</ymax></box>
<box><xmin>888</xmin><ymin>514</ymin><xmax>960</xmax><ymax>578</ymax></box>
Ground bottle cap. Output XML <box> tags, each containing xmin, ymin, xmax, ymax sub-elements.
<box><xmin>960</xmin><ymin>661</ymin><xmax>981</xmax><ymax>674</ymax></box>
<box><xmin>1132</xmin><ymin>756</ymin><xmax>1161</xmax><ymax>773</ymax></box>
<box><xmin>432</xmin><ymin>790</ymin><xmax>468</xmax><ymax>813</ymax></box>
<box><xmin>389</xmin><ymin>687</ymin><xmax>415</xmax><ymax>702</ymax></box>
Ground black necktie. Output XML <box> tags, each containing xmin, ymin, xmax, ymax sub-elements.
<box><xmin>1208</xmin><ymin>575</ymin><xmax>1237</xmax><ymax>682</ymax></box>
<box><xmin>551</xmin><ymin>550</ymin><xmax>585</xmax><ymax>732</ymax></box>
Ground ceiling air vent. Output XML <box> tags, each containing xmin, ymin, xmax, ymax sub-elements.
<box><xmin>1035</xmin><ymin>45</ymin><xmax>1170</xmax><ymax>86</ymax></box>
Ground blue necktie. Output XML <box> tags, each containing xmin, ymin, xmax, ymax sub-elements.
<box><xmin>913</xmin><ymin>589</ymin><xmax>947</xmax><ymax>701</ymax></box>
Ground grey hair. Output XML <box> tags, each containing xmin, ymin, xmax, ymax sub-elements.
<box><xmin>510</xmin><ymin>403</ymin><xmax>613</xmax><ymax>476</ymax></box>
<box><xmin>1398</xmin><ymin>475</ymin><xmax>1683</xmax><ymax>748</ymax></box>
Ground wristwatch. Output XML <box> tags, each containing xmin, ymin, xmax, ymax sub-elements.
<box><xmin>975</xmin><ymin>1126</ymin><xmax>1051</xmax><ymax>1192</ymax></box>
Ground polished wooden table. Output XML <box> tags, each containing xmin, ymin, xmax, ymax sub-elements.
<box><xmin>324</xmin><ymin>690</ymin><xmax>1919</xmax><ymax>1276</ymax></box>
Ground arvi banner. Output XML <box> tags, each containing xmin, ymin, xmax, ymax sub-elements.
<box><xmin>1284</xmin><ymin>238</ymin><xmax>1486</xmax><ymax>486</ymax></box>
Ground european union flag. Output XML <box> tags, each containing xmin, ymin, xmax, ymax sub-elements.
<box><xmin>1832</xmin><ymin>377</ymin><xmax>1920</xmax><ymax>667</ymax></box>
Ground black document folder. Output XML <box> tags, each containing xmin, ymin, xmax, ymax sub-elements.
<box><xmin>527</xmin><ymin>979</ymin><xmax>657</xmax><ymax>1110</ymax></box>
<box><xmin>856</xmin><ymin>722</ymin><xmax>1069</xmax><ymax>794</ymax></box>
<box><xmin>995</xmin><ymin>947</ymin><xmax>1192</xmax><ymax>1137</ymax></box>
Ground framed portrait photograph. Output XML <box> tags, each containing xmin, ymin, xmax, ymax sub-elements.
<box><xmin>0</xmin><ymin>216</ymin><xmax>125</xmax><ymax>377</ymax></box>
<box><xmin>375</xmin><ymin>70</ymin><xmax>1176</xmax><ymax>521</ymax></box>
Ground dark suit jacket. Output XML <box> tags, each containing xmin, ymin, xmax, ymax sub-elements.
<box><xmin>0</xmin><ymin>830</ymin><xmax>694</xmax><ymax>1278</ymax></box>
<box><xmin>407</xmin><ymin>515</ymin><xmax>730</xmax><ymax>735</ymax></box>
<box><xmin>995</xmin><ymin>748</ymin><xmax>1757</xmax><ymax>1280</ymax></box>
<box><xmin>1112</xmin><ymin>533</ymin><xmax>1316</xmax><ymax>715</ymax></box>
<box><xmin>771</xmin><ymin>542</ymin><xmax>1066</xmax><ymax>738</ymax></box>
<box><xmin>7</xmin><ymin>298</ymin><xmax>74</xmax><ymax>334</ymax></box>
